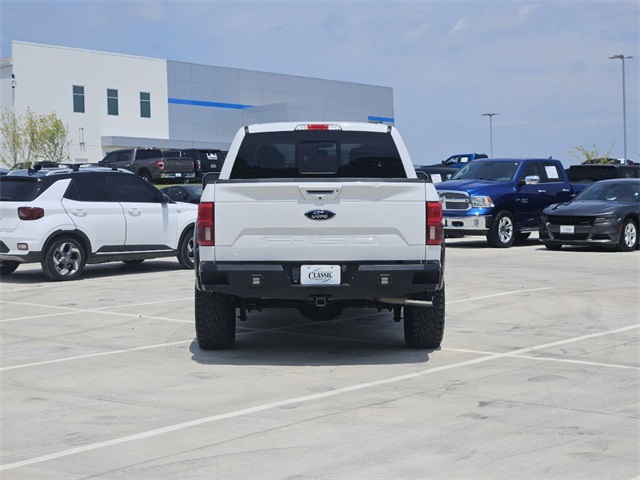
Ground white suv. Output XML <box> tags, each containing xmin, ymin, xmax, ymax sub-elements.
<box><xmin>0</xmin><ymin>166</ymin><xmax>197</xmax><ymax>281</ymax></box>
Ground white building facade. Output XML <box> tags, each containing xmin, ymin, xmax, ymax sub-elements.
<box><xmin>0</xmin><ymin>41</ymin><xmax>395</xmax><ymax>163</ymax></box>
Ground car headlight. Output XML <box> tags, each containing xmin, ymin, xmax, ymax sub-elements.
<box><xmin>471</xmin><ymin>195</ymin><xmax>494</xmax><ymax>208</ymax></box>
<box><xmin>594</xmin><ymin>215</ymin><xmax>620</xmax><ymax>224</ymax></box>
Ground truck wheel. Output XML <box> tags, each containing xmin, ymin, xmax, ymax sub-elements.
<box><xmin>41</xmin><ymin>237</ymin><xmax>85</xmax><ymax>281</ymax></box>
<box><xmin>195</xmin><ymin>288</ymin><xmax>236</xmax><ymax>349</ymax></box>
<box><xmin>0</xmin><ymin>260</ymin><xmax>20</xmax><ymax>276</ymax></box>
<box><xmin>177</xmin><ymin>228</ymin><xmax>195</xmax><ymax>269</ymax></box>
<box><xmin>487</xmin><ymin>210</ymin><xmax>515</xmax><ymax>248</ymax></box>
<box><xmin>404</xmin><ymin>286</ymin><xmax>445</xmax><ymax>349</ymax></box>
<box><xmin>618</xmin><ymin>218</ymin><xmax>638</xmax><ymax>252</ymax></box>
<box><xmin>139</xmin><ymin>171</ymin><xmax>153</xmax><ymax>182</ymax></box>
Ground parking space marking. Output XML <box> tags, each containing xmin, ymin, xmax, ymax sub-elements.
<box><xmin>446</xmin><ymin>348</ymin><xmax>640</xmax><ymax>371</ymax></box>
<box><xmin>447</xmin><ymin>286</ymin><xmax>552</xmax><ymax>304</ymax></box>
<box><xmin>1</xmin><ymin>322</ymin><xmax>638</xmax><ymax>472</ymax></box>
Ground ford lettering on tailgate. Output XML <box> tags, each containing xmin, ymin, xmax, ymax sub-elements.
<box><xmin>305</xmin><ymin>209</ymin><xmax>335</xmax><ymax>220</ymax></box>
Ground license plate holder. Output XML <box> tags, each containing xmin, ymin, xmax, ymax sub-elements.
<box><xmin>560</xmin><ymin>225</ymin><xmax>575</xmax><ymax>234</ymax></box>
<box><xmin>300</xmin><ymin>265</ymin><xmax>341</xmax><ymax>285</ymax></box>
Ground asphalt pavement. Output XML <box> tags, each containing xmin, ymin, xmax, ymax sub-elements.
<box><xmin>1</xmin><ymin>235</ymin><xmax>638</xmax><ymax>479</ymax></box>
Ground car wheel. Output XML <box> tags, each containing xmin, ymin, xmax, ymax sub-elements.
<box><xmin>404</xmin><ymin>285</ymin><xmax>445</xmax><ymax>349</ymax></box>
<box><xmin>618</xmin><ymin>218</ymin><xmax>638</xmax><ymax>252</ymax></box>
<box><xmin>41</xmin><ymin>237</ymin><xmax>85</xmax><ymax>281</ymax></box>
<box><xmin>299</xmin><ymin>303</ymin><xmax>343</xmax><ymax>321</ymax></box>
<box><xmin>139</xmin><ymin>171</ymin><xmax>153</xmax><ymax>183</ymax></box>
<box><xmin>0</xmin><ymin>260</ymin><xmax>20</xmax><ymax>276</ymax></box>
<box><xmin>195</xmin><ymin>288</ymin><xmax>236</xmax><ymax>349</ymax></box>
<box><xmin>177</xmin><ymin>227</ymin><xmax>195</xmax><ymax>269</ymax></box>
<box><xmin>487</xmin><ymin>210</ymin><xmax>515</xmax><ymax>248</ymax></box>
<box><xmin>544</xmin><ymin>242</ymin><xmax>563</xmax><ymax>251</ymax></box>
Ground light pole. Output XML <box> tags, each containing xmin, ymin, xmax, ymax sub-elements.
<box><xmin>481</xmin><ymin>113</ymin><xmax>498</xmax><ymax>157</ymax></box>
<box><xmin>609</xmin><ymin>54</ymin><xmax>632</xmax><ymax>162</ymax></box>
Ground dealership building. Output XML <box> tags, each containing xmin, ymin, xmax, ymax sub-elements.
<box><xmin>0</xmin><ymin>41</ymin><xmax>395</xmax><ymax>163</ymax></box>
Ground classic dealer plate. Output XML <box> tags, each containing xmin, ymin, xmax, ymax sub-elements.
<box><xmin>560</xmin><ymin>225</ymin><xmax>575</xmax><ymax>234</ymax></box>
<box><xmin>300</xmin><ymin>265</ymin><xmax>341</xmax><ymax>285</ymax></box>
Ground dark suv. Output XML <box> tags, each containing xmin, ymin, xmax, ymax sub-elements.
<box><xmin>0</xmin><ymin>166</ymin><xmax>197</xmax><ymax>280</ymax></box>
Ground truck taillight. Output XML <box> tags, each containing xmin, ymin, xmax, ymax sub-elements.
<box><xmin>157</xmin><ymin>160</ymin><xmax>165</xmax><ymax>171</ymax></box>
<box><xmin>426</xmin><ymin>201</ymin><xmax>443</xmax><ymax>245</ymax></box>
<box><xmin>18</xmin><ymin>207</ymin><xmax>45</xmax><ymax>220</ymax></box>
<box><xmin>197</xmin><ymin>202</ymin><xmax>215</xmax><ymax>246</ymax></box>
<box><xmin>294</xmin><ymin>123</ymin><xmax>342</xmax><ymax>131</ymax></box>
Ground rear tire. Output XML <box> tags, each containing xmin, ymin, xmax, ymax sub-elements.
<box><xmin>618</xmin><ymin>218</ymin><xmax>638</xmax><ymax>252</ymax></box>
<box><xmin>177</xmin><ymin>227</ymin><xmax>195</xmax><ymax>269</ymax></box>
<box><xmin>195</xmin><ymin>288</ymin><xmax>236</xmax><ymax>349</ymax></box>
<box><xmin>487</xmin><ymin>210</ymin><xmax>515</xmax><ymax>248</ymax></box>
<box><xmin>404</xmin><ymin>285</ymin><xmax>445</xmax><ymax>349</ymax></box>
<box><xmin>41</xmin><ymin>237</ymin><xmax>85</xmax><ymax>281</ymax></box>
<box><xmin>0</xmin><ymin>260</ymin><xmax>20</xmax><ymax>276</ymax></box>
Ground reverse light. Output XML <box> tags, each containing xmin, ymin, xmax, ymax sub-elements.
<box><xmin>17</xmin><ymin>207</ymin><xmax>44</xmax><ymax>220</ymax></box>
<box><xmin>471</xmin><ymin>195</ymin><xmax>494</xmax><ymax>208</ymax></box>
<box><xmin>294</xmin><ymin>124</ymin><xmax>342</xmax><ymax>131</ymax></box>
<box><xmin>426</xmin><ymin>201</ymin><xmax>443</xmax><ymax>245</ymax></box>
<box><xmin>197</xmin><ymin>202</ymin><xmax>215</xmax><ymax>246</ymax></box>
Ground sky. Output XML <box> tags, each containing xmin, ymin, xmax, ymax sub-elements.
<box><xmin>0</xmin><ymin>0</ymin><xmax>638</xmax><ymax>167</ymax></box>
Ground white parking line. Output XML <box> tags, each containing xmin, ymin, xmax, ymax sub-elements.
<box><xmin>1</xmin><ymin>323</ymin><xmax>638</xmax><ymax>472</ymax></box>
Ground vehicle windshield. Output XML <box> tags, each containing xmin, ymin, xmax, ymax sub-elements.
<box><xmin>452</xmin><ymin>161</ymin><xmax>521</xmax><ymax>182</ymax></box>
<box><xmin>574</xmin><ymin>182</ymin><xmax>639</xmax><ymax>202</ymax></box>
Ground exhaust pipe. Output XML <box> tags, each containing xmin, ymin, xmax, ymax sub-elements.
<box><xmin>377</xmin><ymin>297</ymin><xmax>433</xmax><ymax>307</ymax></box>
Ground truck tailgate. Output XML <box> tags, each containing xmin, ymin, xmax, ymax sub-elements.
<box><xmin>213</xmin><ymin>180</ymin><xmax>427</xmax><ymax>262</ymax></box>
<box><xmin>163</xmin><ymin>157</ymin><xmax>194</xmax><ymax>173</ymax></box>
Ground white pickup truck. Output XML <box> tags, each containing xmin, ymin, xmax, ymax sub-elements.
<box><xmin>194</xmin><ymin>122</ymin><xmax>445</xmax><ymax>349</ymax></box>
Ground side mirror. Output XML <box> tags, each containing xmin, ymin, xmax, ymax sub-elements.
<box><xmin>520</xmin><ymin>175</ymin><xmax>540</xmax><ymax>185</ymax></box>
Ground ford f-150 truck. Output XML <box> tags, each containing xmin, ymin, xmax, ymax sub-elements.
<box><xmin>194</xmin><ymin>122</ymin><xmax>446</xmax><ymax>349</ymax></box>
<box><xmin>437</xmin><ymin>158</ymin><xmax>587</xmax><ymax>247</ymax></box>
<box><xmin>99</xmin><ymin>148</ymin><xmax>195</xmax><ymax>183</ymax></box>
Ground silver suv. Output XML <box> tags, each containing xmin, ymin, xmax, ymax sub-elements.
<box><xmin>0</xmin><ymin>166</ymin><xmax>197</xmax><ymax>281</ymax></box>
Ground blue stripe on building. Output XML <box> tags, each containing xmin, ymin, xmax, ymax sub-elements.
<box><xmin>168</xmin><ymin>98</ymin><xmax>254</xmax><ymax>110</ymax></box>
<box><xmin>368</xmin><ymin>115</ymin><xmax>395</xmax><ymax>123</ymax></box>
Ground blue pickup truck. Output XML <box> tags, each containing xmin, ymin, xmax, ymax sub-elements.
<box><xmin>436</xmin><ymin>158</ymin><xmax>587</xmax><ymax>247</ymax></box>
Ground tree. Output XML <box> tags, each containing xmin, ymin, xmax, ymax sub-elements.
<box><xmin>34</xmin><ymin>112</ymin><xmax>71</xmax><ymax>163</ymax></box>
<box><xmin>567</xmin><ymin>144</ymin><xmax>616</xmax><ymax>164</ymax></box>
<box><xmin>0</xmin><ymin>108</ymin><xmax>70</xmax><ymax>168</ymax></box>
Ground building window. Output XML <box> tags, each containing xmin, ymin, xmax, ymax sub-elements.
<box><xmin>73</xmin><ymin>85</ymin><xmax>85</xmax><ymax>113</ymax></box>
<box><xmin>107</xmin><ymin>88</ymin><xmax>119</xmax><ymax>116</ymax></box>
<box><xmin>140</xmin><ymin>92</ymin><xmax>151</xmax><ymax>118</ymax></box>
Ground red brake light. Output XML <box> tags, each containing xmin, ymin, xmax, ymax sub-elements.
<box><xmin>18</xmin><ymin>207</ymin><xmax>44</xmax><ymax>220</ymax></box>
<box><xmin>426</xmin><ymin>201</ymin><xmax>443</xmax><ymax>245</ymax></box>
<box><xmin>294</xmin><ymin>124</ymin><xmax>342</xmax><ymax>131</ymax></box>
<box><xmin>157</xmin><ymin>160</ymin><xmax>165</xmax><ymax>171</ymax></box>
<box><xmin>197</xmin><ymin>202</ymin><xmax>214</xmax><ymax>246</ymax></box>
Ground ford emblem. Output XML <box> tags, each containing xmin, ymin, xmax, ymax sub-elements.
<box><xmin>305</xmin><ymin>209</ymin><xmax>336</xmax><ymax>220</ymax></box>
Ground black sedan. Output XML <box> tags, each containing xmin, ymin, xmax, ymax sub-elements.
<box><xmin>163</xmin><ymin>184</ymin><xmax>202</xmax><ymax>204</ymax></box>
<box><xmin>539</xmin><ymin>178</ymin><xmax>639</xmax><ymax>251</ymax></box>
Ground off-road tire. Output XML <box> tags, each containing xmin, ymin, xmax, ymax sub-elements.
<box><xmin>0</xmin><ymin>260</ymin><xmax>20</xmax><ymax>276</ymax></box>
<box><xmin>195</xmin><ymin>288</ymin><xmax>236</xmax><ymax>349</ymax></box>
<box><xmin>177</xmin><ymin>227</ymin><xmax>195</xmax><ymax>269</ymax></box>
<box><xmin>41</xmin><ymin>237</ymin><xmax>86</xmax><ymax>281</ymax></box>
<box><xmin>404</xmin><ymin>285</ymin><xmax>445</xmax><ymax>349</ymax></box>
<box><xmin>487</xmin><ymin>210</ymin><xmax>515</xmax><ymax>248</ymax></box>
<box><xmin>618</xmin><ymin>218</ymin><xmax>638</xmax><ymax>252</ymax></box>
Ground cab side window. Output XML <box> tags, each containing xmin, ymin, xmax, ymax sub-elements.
<box><xmin>106</xmin><ymin>176</ymin><xmax>161</xmax><ymax>203</ymax></box>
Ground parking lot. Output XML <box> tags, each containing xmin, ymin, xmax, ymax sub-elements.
<box><xmin>1</xmin><ymin>235</ymin><xmax>638</xmax><ymax>479</ymax></box>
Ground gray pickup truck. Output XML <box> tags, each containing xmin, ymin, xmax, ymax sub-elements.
<box><xmin>99</xmin><ymin>148</ymin><xmax>195</xmax><ymax>183</ymax></box>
